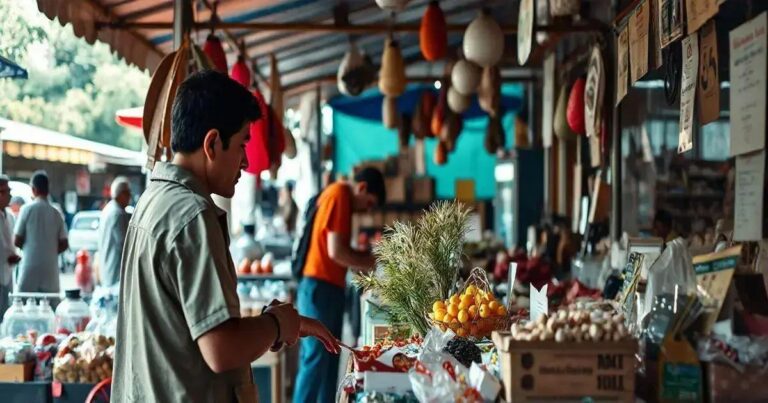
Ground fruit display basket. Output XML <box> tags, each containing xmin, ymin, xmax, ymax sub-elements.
<box><xmin>428</xmin><ymin>267</ymin><xmax>511</xmax><ymax>340</ymax></box>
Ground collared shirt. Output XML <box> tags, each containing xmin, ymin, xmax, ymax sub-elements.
<box><xmin>97</xmin><ymin>200</ymin><xmax>130</xmax><ymax>287</ymax></box>
<box><xmin>13</xmin><ymin>197</ymin><xmax>67</xmax><ymax>292</ymax></box>
<box><xmin>0</xmin><ymin>209</ymin><xmax>15</xmax><ymax>286</ymax></box>
<box><xmin>303</xmin><ymin>182</ymin><xmax>352</xmax><ymax>289</ymax></box>
<box><xmin>112</xmin><ymin>162</ymin><xmax>255</xmax><ymax>403</ymax></box>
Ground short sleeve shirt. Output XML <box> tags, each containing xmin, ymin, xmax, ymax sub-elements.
<box><xmin>302</xmin><ymin>182</ymin><xmax>352</xmax><ymax>288</ymax></box>
<box><xmin>112</xmin><ymin>163</ymin><xmax>255</xmax><ymax>403</ymax></box>
<box><xmin>13</xmin><ymin>198</ymin><xmax>67</xmax><ymax>292</ymax></box>
<box><xmin>97</xmin><ymin>200</ymin><xmax>130</xmax><ymax>287</ymax></box>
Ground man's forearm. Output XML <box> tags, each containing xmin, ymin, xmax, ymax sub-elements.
<box><xmin>336</xmin><ymin>249</ymin><xmax>376</xmax><ymax>273</ymax></box>
<box><xmin>198</xmin><ymin>315</ymin><xmax>279</xmax><ymax>373</ymax></box>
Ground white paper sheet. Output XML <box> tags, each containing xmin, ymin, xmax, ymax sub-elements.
<box><xmin>617</xmin><ymin>25</ymin><xmax>630</xmax><ymax>105</ymax></box>
<box><xmin>734</xmin><ymin>150</ymin><xmax>766</xmax><ymax>241</ymax></box>
<box><xmin>729</xmin><ymin>13</ymin><xmax>767</xmax><ymax>156</ymax></box>
<box><xmin>678</xmin><ymin>34</ymin><xmax>698</xmax><ymax>154</ymax></box>
<box><xmin>530</xmin><ymin>284</ymin><xmax>549</xmax><ymax>322</ymax></box>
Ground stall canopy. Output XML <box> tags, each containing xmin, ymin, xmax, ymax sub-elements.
<box><xmin>0</xmin><ymin>55</ymin><xmax>28</xmax><ymax>79</ymax></box>
<box><xmin>332</xmin><ymin>84</ymin><xmax>523</xmax><ymax>199</ymax></box>
<box><xmin>35</xmin><ymin>0</ymin><xmax>539</xmax><ymax>100</ymax></box>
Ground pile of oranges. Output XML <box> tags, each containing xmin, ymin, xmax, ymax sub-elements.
<box><xmin>430</xmin><ymin>284</ymin><xmax>508</xmax><ymax>338</ymax></box>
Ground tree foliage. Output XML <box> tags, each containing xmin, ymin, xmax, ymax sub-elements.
<box><xmin>0</xmin><ymin>1</ymin><xmax>149</xmax><ymax>151</ymax></box>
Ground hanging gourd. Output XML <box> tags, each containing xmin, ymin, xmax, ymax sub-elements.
<box><xmin>398</xmin><ymin>113</ymin><xmax>412</xmax><ymax>149</ymax></box>
<box><xmin>463</xmin><ymin>9</ymin><xmax>504</xmax><ymax>68</ymax></box>
<box><xmin>447</xmin><ymin>86</ymin><xmax>471</xmax><ymax>114</ymax></box>
<box><xmin>230</xmin><ymin>55</ymin><xmax>251</xmax><ymax>88</ymax></box>
<box><xmin>383</xmin><ymin>96</ymin><xmax>399</xmax><ymax>129</ymax></box>
<box><xmin>549</xmin><ymin>0</ymin><xmax>580</xmax><ymax>17</ymax></box>
<box><xmin>420</xmin><ymin>1</ymin><xmax>447</xmax><ymax>61</ymax></box>
<box><xmin>566</xmin><ymin>77</ymin><xmax>586</xmax><ymax>135</ymax></box>
<box><xmin>245</xmin><ymin>90</ymin><xmax>271</xmax><ymax>175</ymax></box>
<box><xmin>478</xmin><ymin>66</ymin><xmax>501</xmax><ymax>117</ymax></box>
<box><xmin>203</xmin><ymin>34</ymin><xmax>227</xmax><ymax>74</ymax></box>
<box><xmin>283</xmin><ymin>127</ymin><xmax>297</xmax><ymax>159</ymax></box>
<box><xmin>375</xmin><ymin>0</ymin><xmax>411</xmax><ymax>12</ymax></box>
<box><xmin>451</xmin><ymin>59</ymin><xmax>481</xmax><ymax>96</ymax></box>
<box><xmin>379</xmin><ymin>38</ymin><xmax>407</xmax><ymax>97</ymax></box>
<box><xmin>412</xmin><ymin>90</ymin><xmax>436</xmax><ymax>139</ymax></box>
<box><xmin>484</xmin><ymin>114</ymin><xmax>505</xmax><ymax>154</ymax></box>
<box><xmin>431</xmin><ymin>83</ymin><xmax>448</xmax><ymax>136</ymax></box>
<box><xmin>440</xmin><ymin>110</ymin><xmax>463</xmax><ymax>151</ymax></box>
<box><xmin>269</xmin><ymin>54</ymin><xmax>284</xmax><ymax>124</ymax></box>
<box><xmin>338</xmin><ymin>41</ymin><xmax>376</xmax><ymax>96</ymax></box>
<box><xmin>338</xmin><ymin>42</ymin><xmax>364</xmax><ymax>95</ymax></box>
<box><xmin>434</xmin><ymin>141</ymin><xmax>448</xmax><ymax>165</ymax></box>
<box><xmin>554</xmin><ymin>83</ymin><xmax>577</xmax><ymax>140</ymax></box>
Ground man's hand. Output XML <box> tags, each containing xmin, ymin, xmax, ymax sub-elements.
<box><xmin>299</xmin><ymin>316</ymin><xmax>340</xmax><ymax>354</ymax></box>
<box><xmin>7</xmin><ymin>255</ymin><xmax>20</xmax><ymax>265</ymax></box>
<box><xmin>263</xmin><ymin>302</ymin><xmax>300</xmax><ymax>346</ymax></box>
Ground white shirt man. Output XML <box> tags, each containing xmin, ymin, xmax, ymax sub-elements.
<box><xmin>0</xmin><ymin>176</ymin><xmax>19</xmax><ymax>318</ymax></box>
<box><xmin>14</xmin><ymin>171</ymin><xmax>68</xmax><ymax>293</ymax></box>
<box><xmin>97</xmin><ymin>177</ymin><xmax>131</xmax><ymax>287</ymax></box>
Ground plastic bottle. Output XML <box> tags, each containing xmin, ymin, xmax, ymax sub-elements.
<box><xmin>38</xmin><ymin>299</ymin><xmax>56</xmax><ymax>334</ymax></box>
<box><xmin>55</xmin><ymin>289</ymin><xmax>91</xmax><ymax>335</ymax></box>
<box><xmin>1</xmin><ymin>298</ymin><xmax>24</xmax><ymax>337</ymax></box>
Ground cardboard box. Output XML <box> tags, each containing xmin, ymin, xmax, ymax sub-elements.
<box><xmin>0</xmin><ymin>361</ymin><xmax>35</xmax><ymax>382</ymax></box>
<box><xmin>411</xmin><ymin>176</ymin><xmax>435</xmax><ymax>204</ymax></box>
<box><xmin>705</xmin><ymin>362</ymin><xmax>768</xmax><ymax>402</ymax></box>
<box><xmin>492</xmin><ymin>332</ymin><xmax>636</xmax><ymax>402</ymax></box>
<box><xmin>385</xmin><ymin>176</ymin><xmax>407</xmax><ymax>204</ymax></box>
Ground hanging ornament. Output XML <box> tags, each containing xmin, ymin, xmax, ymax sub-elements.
<box><xmin>434</xmin><ymin>141</ymin><xmax>448</xmax><ymax>165</ymax></box>
<box><xmin>463</xmin><ymin>9</ymin><xmax>504</xmax><ymax>68</ymax></box>
<box><xmin>283</xmin><ymin>127</ymin><xmax>297</xmax><ymax>159</ymax></box>
<box><xmin>230</xmin><ymin>55</ymin><xmax>251</xmax><ymax>87</ymax></box>
<box><xmin>420</xmin><ymin>1</ymin><xmax>447</xmax><ymax>61</ymax></box>
<box><xmin>203</xmin><ymin>34</ymin><xmax>227</xmax><ymax>73</ymax></box>
<box><xmin>431</xmin><ymin>82</ymin><xmax>448</xmax><ymax>136</ymax></box>
<box><xmin>567</xmin><ymin>77</ymin><xmax>586</xmax><ymax>135</ymax></box>
<box><xmin>554</xmin><ymin>83</ymin><xmax>577</xmax><ymax>140</ymax></box>
<box><xmin>484</xmin><ymin>114</ymin><xmax>505</xmax><ymax>154</ymax></box>
<box><xmin>451</xmin><ymin>59</ymin><xmax>481</xmax><ymax>95</ymax></box>
<box><xmin>379</xmin><ymin>38</ymin><xmax>407</xmax><ymax>97</ymax></box>
<box><xmin>440</xmin><ymin>110</ymin><xmax>463</xmax><ymax>151</ymax></box>
<box><xmin>398</xmin><ymin>113</ymin><xmax>412</xmax><ymax>149</ymax></box>
<box><xmin>478</xmin><ymin>66</ymin><xmax>501</xmax><ymax>117</ymax></box>
<box><xmin>447</xmin><ymin>86</ymin><xmax>471</xmax><ymax>114</ymax></box>
<box><xmin>338</xmin><ymin>41</ymin><xmax>377</xmax><ymax>96</ymax></box>
<box><xmin>245</xmin><ymin>91</ymin><xmax>271</xmax><ymax>175</ymax></box>
<box><xmin>383</xmin><ymin>96</ymin><xmax>399</xmax><ymax>129</ymax></box>
<box><xmin>550</xmin><ymin>0</ymin><xmax>580</xmax><ymax>17</ymax></box>
<box><xmin>375</xmin><ymin>0</ymin><xmax>411</xmax><ymax>12</ymax></box>
<box><xmin>412</xmin><ymin>90</ymin><xmax>436</xmax><ymax>139</ymax></box>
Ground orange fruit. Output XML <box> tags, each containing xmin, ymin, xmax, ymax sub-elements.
<box><xmin>458</xmin><ymin>301</ymin><xmax>471</xmax><ymax>311</ymax></box>
<box><xmin>456</xmin><ymin>327</ymin><xmax>468</xmax><ymax>337</ymax></box>
<box><xmin>433</xmin><ymin>301</ymin><xmax>446</xmax><ymax>312</ymax></box>
<box><xmin>468</xmin><ymin>305</ymin><xmax>479</xmax><ymax>319</ymax></box>
<box><xmin>488</xmin><ymin>300</ymin><xmax>500</xmax><ymax>311</ymax></box>
<box><xmin>460</xmin><ymin>294</ymin><xmax>473</xmax><ymax>305</ymax></box>
<box><xmin>449</xmin><ymin>295</ymin><xmax>460</xmax><ymax>305</ymax></box>
<box><xmin>458</xmin><ymin>310</ymin><xmax>469</xmax><ymax>324</ymax></box>
<box><xmin>465</xmin><ymin>284</ymin><xmax>477</xmax><ymax>295</ymax></box>
<box><xmin>443</xmin><ymin>313</ymin><xmax>455</xmax><ymax>323</ymax></box>
<box><xmin>496</xmin><ymin>305</ymin><xmax>507</xmax><ymax>317</ymax></box>
<box><xmin>434</xmin><ymin>309</ymin><xmax>447</xmax><ymax>322</ymax></box>
<box><xmin>447</xmin><ymin>303</ymin><xmax>459</xmax><ymax>317</ymax></box>
<box><xmin>479</xmin><ymin>304</ymin><xmax>491</xmax><ymax>319</ymax></box>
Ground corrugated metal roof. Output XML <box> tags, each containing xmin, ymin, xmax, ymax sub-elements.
<box><xmin>35</xmin><ymin>0</ymin><xmax>519</xmax><ymax>99</ymax></box>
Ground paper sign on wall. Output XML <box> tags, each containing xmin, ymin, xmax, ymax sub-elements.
<box><xmin>729</xmin><ymin>12</ymin><xmax>767</xmax><ymax>156</ymax></box>
<box><xmin>698</xmin><ymin>20</ymin><xmax>720</xmax><ymax>125</ymax></box>
<box><xmin>734</xmin><ymin>150</ymin><xmax>766</xmax><ymax>241</ymax></box>
<box><xmin>659</xmin><ymin>0</ymin><xmax>684</xmax><ymax>48</ymax></box>
<box><xmin>530</xmin><ymin>284</ymin><xmax>549</xmax><ymax>322</ymax></box>
<box><xmin>629</xmin><ymin>0</ymin><xmax>650</xmax><ymax>84</ymax></box>
<box><xmin>517</xmin><ymin>0</ymin><xmax>534</xmax><ymax>66</ymax></box>
<box><xmin>650</xmin><ymin>0</ymin><xmax>664</xmax><ymax>69</ymax></box>
<box><xmin>584</xmin><ymin>46</ymin><xmax>604</xmax><ymax>139</ymax></box>
<box><xmin>617</xmin><ymin>25</ymin><xmax>630</xmax><ymax>105</ymax></box>
<box><xmin>686</xmin><ymin>0</ymin><xmax>718</xmax><ymax>35</ymax></box>
<box><xmin>678</xmin><ymin>34</ymin><xmax>698</xmax><ymax>154</ymax></box>
<box><xmin>542</xmin><ymin>54</ymin><xmax>555</xmax><ymax>148</ymax></box>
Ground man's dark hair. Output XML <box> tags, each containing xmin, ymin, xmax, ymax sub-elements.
<box><xmin>30</xmin><ymin>170</ymin><xmax>49</xmax><ymax>194</ymax></box>
<box><xmin>171</xmin><ymin>70</ymin><xmax>261</xmax><ymax>153</ymax></box>
<box><xmin>354</xmin><ymin>167</ymin><xmax>386</xmax><ymax>206</ymax></box>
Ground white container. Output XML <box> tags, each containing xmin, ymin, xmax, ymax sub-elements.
<box><xmin>55</xmin><ymin>289</ymin><xmax>91</xmax><ymax>334</ymax></box>
<box><xmin>1</xmin><ymin>298</ymin><xmax>25</xmax><ymax>337</ymax></box>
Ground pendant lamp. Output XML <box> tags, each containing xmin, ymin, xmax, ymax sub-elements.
<box><xmin>463</xmin><ymin>9</ymin><xmax>504</xmax><ymax>68</ymax></box>
<box><xmin>420</xmin><ymin>1</ymin><xmax>447</xmax><ymax>61</ymax></box>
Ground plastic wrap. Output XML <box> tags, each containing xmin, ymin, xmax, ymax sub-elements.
<box><xmin>641</xmin><ymin>238</ymin><xmax>697</xmax><ymax>329</ymax></box>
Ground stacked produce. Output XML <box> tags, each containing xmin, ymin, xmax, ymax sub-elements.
<box><xmin>53</xmin><ymin>332</ymin><xmax>114</xmax><ymax>383</ymax></box>
<box><xmin>508</xmin><ymin>301</ymin><xmax>630</xmax><ymax>342</ymax></box>
<box><xmin>430</xmin><ymin>282</ymin><xmax>508</xmax><ymax>339</ymax></box>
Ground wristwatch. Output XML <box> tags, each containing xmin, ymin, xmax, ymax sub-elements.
<box><xmin>261</xmin><ymin>306</ymin><xmax>284</xmax><ymax>351</ymax></box>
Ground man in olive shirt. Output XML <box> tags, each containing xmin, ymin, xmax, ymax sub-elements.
<box><xmin>113</xmin><ymin>71</ymin><xmax>338</xmax><ymax>403</ymax></box>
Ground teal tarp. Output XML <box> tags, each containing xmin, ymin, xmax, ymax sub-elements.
<box><xmin>332</xmin><ymin>84</ymin><xmax>523</xmax><ymax>199</ymax></box>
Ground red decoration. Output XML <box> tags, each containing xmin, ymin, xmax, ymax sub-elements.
<box><xmin>420</xmin><ymin>1</ymin><xmax>447</xmax><ymax>61</ymax></box>
<box><xmin>566</xmin><ymin>77</ymin><xmax>586</xmax><ymax>135</ymax></box>
<box><xmin>245</xmin><ymin>90</ymin><xmax>270</xmax><ymax>175</ymax></box>
<box><xmin>203</xmin><ymin>34</ymin><xmax>228</xmax><ymax>73</ymax></box>
<box><xmin>230</xmin><ymin>56</ymin><xmax>251</xmax><ymax>87</ymax></box>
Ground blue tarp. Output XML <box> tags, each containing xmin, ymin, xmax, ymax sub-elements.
<box><xmin>0</xmin><ymin>55</ymin><xmax>28</xmax><ymax>80</ymax></box>
<box><xmin>330</xmin><ymin>84</ymin><xmax>523</xmax><ymax>199</ymax></box>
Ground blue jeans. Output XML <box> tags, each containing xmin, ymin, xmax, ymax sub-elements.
<box><xmin>294</xmin><ymin>277</ymin><xmax>345</xmax><ymax>403</ymax></box>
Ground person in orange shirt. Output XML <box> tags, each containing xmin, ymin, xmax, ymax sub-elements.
<box><xmin>294</xmin><ymin>167</ymin><xmax>385</xmax><ymax>403</ymax></box>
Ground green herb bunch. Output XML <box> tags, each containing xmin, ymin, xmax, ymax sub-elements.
<box><xmin>356</xmin><ymin>201</ymin><xmax>470</xmax><ymax>335</ymax></box>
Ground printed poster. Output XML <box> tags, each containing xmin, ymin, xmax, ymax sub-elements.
<box><xmin>729</xmin><ymin>12</ymin><xmax>767</xmax><ymax>156</ymax></box>
<box><xmin>629</xmin><ymin>0</ymin><xmax>650</xmax><ymax>84</ymax></box>
<box><xmin>617</xmin><ymin>25</ymin><xmax>630</xmax><ymax>105</ymax></box>
<box><xmin>734</xmin><ymin>150</ymin><xmax>766</xmax><ymax>241</ymax></box>
<box><xmin>685</xmin><ymin>0</ymin><xmax>718</xmax><ymax>35</ymax></box>
<box><xmin>698</xmin><ymin>20</ymin><xmax>720</xmax><ymax>125</ymax></box>
<box><xmin>659</xmin><ymin>0</ymin><xmax>684</xmax><ymax>48</ymax></box>
<box><xmin>584</xmin><ymin>46</ymin><xmax>604</xmax><ymax>139</ymax></box>
<box><xmin>678</xmin><ymin>34</ymin><xmax>698</xmax><ymax>154</ymax></box>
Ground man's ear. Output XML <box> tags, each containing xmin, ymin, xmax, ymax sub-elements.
<box><xmin>202</xmin><ymin>129</ymin><xmax>220</xmax><ymax>160</ymax></box>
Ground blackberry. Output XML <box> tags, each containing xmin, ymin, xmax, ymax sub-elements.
<box><xmin>442</xmin><ymin>337</ymin><xmax>481</xmax><ymax>368</ymax></box>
